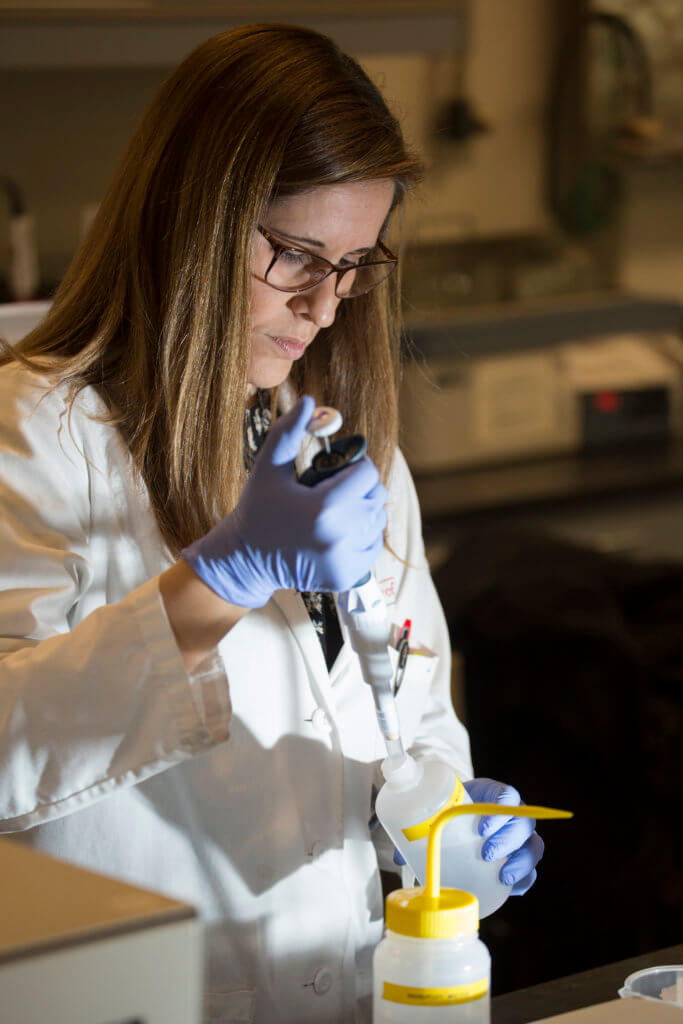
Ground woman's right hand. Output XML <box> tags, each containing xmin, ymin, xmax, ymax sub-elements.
<box><xmin>181</xmin><ymin>395</ymin><xmax>388</xmax><ymax>608</ymax></box>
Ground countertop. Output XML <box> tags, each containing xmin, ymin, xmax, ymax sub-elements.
<box><xmin>491</xmin><ymin>944</ymin><xmax>683</xmax><ymax>1023</ymax></box>
<box><xmin>414</xmin><ymin>437</ymin><xmax>683</xmax><ymax>527</ymax></box>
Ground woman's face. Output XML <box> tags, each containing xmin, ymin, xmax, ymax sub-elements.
<box><xmin>248</xmin><ymin>179</ymin><xmax>396</xmax><ymax>391</ymax></box>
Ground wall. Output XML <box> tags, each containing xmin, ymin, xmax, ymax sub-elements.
<box><xmin>362</xmin><ymin>0</ymin><xmax>562</xmax><ymax>244</ymax></box>
<box><xmin>597</xmin><ymin>0</ymin><xmax>683</xmax><ymax>300</ymax></box>
<box><xmin>0</xmin><ymin>0</ymin><xmax>562</xmax><ymax>291</ymax></box>
<box><xmin>1</xmin><ymin>0</ymin><xmax>681</xmax><ymax>300</ymax></box>
<box><xmin>621</xmin><ymin>163</ymin><xmax>683</xmax><ymax>300</ymax></box>
<box><xmin>0</xmin><ymin>67</ymin><xmax>167</xmax><ymax>288</ymax></box>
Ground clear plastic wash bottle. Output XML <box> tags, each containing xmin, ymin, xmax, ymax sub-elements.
<box><xmin>373</xmin><ymin>801</ymin><xmax>572</xmax><ymax>1023</ymax></box>
<box><xmin>373</xmin><ymin>885</ymin><xmax>490</xmax><ymax>1023</ymax></box>
<box><xmin>375</xmin><ymin>753</ymin><xmax>511</xmax><ymax>919</ymax></box>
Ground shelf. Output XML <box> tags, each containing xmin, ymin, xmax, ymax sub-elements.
<box><xmin>415</xmin><ymin>437</ymin><xmax>683</xmax><ymax>524</ymax></box>
<box><xmin>0</xmin><ymin>2</ymin><xmax>466</xmax><ymax>66</ymax></box>
<box><xmin>403</xmin><ymin>292</ymin><xmax>683</xmax><ymax>358</ymax></box>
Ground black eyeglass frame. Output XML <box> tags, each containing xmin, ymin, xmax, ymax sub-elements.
<box><xmin>256</xmin><ymin>225</ymin><xmax>398</xmax><ymax>298</ymax></box>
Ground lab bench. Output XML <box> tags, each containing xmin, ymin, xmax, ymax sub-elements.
<box><xmin>491</xmin><ymin>943</ymin><xmax>683</xmax><ymax>1023</ymax></box>
<box><xmin>417</xmin><ymin>437</ymin><xmax>683</xmax><ymax>566</ymax></box>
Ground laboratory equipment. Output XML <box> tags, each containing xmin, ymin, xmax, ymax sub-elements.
<box><xmin>303</xmin><ymin>405</ymin><xmax>547</xmax><ymax>916</ymax></box>
<box><xmin>618</xmin><ymin>965</ymin><xmax>683</xmax><ymax>1007</ymax></box>
<box><xmin>336</xmin><ymin>572</ymin><xmax>404</xmax><ymax>758</ymax></box>
<box><xmin>374</xmin><ymin>885</ymin><xmax>490</xmax><ymax>1023</ymax></box>
<box><xmin>375</xmin><ymin>752</ymin><xmax>511</xmax><ymax>919</ymax></box>
<box><xmin>0</xmin><ymin>179</ymin><xmax>40</xmax><ymax>301</ymax></box>
<box><xmin>373</xmin><ymin>800</ymin><xmax>571</xmax><ymax>1021</ymax></box>
<box><xmin>303</xmin><ymin>405</ymin><xmax>404</xmax><ymax>761</ymax></box>
<box><xmin>0</xmin><ymin>838</ymin><xmax>202</xmax><ymax>1024</ymax></box>
<box><xmin>182</xmin><ymin>395</ymin><xmax>385</xmax><ymax>606</ymax></box>
<box><xmin>400</xmin><ymin>331</ymin><xmax>683</xmax><ymax>472</ymax></box>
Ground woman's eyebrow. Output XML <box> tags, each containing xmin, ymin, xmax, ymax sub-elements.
<box><xmin>270</xmin><ymin>228</ymin><xmax>372</xmax><ymax>255</ymax></box>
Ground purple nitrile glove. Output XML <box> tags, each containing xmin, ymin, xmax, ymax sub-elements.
<box><xmin>182</xmin><ymin>395</ymin><xmax>388</xmax><ymax>608</ymax></box>
<box><xmin>464</xmin><ymin>777</ymin><xmax>545</xmax><ymax>895</ymax></box>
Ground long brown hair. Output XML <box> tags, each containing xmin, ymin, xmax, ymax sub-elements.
<box><xmin>1</xmin><ymin>24</ymin><xmax>423</xmax><ymax>556</ymax></box>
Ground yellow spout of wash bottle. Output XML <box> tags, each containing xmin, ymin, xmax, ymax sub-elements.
<box><xmin>424</xmin><ymin>802</ymin><xmax>573</xmax><ymax>900</ymax></box>
<box><xmin>372</xmin><ymin>802</ymin><xmax>573</xmax><ymax>1022</ymax></box>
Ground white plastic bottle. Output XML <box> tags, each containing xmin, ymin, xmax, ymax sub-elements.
<box><xmin>375</xmin><ymin>753</ymin><xmax>511</xmax><ymax>919</ymax></box>
<box><xmin>373</xmin><ymin>883</ymin><xmax>490</xmax><ymax>1022</ymax></box>
<box><xmin>373</xmin><ymin>795</ymin><xmax>572</xmax><ymax>1022</ymax></box>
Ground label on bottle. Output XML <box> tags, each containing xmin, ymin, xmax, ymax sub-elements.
<box><xmin>382</xmin><ymin>978</ymin><xmax>488</xmax><ymax>1006</ymax></box>
<box><xmin>401</xmin><ymin>776</ymin><xmax>465</xmax><ymax>841</ymax></box>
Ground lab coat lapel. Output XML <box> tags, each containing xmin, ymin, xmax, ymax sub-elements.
<box><xmin>329</xmin><ymin>598</ymin><xmax>353</xmax><ymax>684</ymax></box>
<box><xmin>271</xmin><ymin>589</ymin><xmax>332</xmax><ymax>697</ymax></box>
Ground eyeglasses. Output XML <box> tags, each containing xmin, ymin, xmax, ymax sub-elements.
<box><xmin>256</xmin><ymin>225</ymin><xmax>398</xmax><ymax>298</ymax></box>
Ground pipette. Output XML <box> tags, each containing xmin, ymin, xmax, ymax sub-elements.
<box><xmin>305</xmin><ymin>406</ymin><xmax>343</xmax><ymax>460</ymax></box>
<box><xmin>302</xmin><ymin>406</ymin><xmax>405</xmax><ymax>764</ymax></box>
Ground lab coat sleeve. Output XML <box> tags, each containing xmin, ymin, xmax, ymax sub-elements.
<box><xmin>0</xmin><ymin>371</ymin><xmax>230</xmax><ymax>832</ymax></box>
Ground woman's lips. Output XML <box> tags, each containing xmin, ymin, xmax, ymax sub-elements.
<box><xmin>268</xmin><ymin>335</ymin><xmax>307</xmax><ymax>359</ymax></box>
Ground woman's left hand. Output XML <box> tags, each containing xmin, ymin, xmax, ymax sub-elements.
<box><xmin>463</xmin><ymin>778</ymin><xmax>545</xmax><ymax>895</ymax></box>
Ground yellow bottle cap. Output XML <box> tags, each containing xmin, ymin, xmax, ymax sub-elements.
<box><xmin>385</xmin><ymin>801</ymin><xmax>573</xmax><ymax>940</ymax></box>
<box><xmin>386</xmin><ymin>886</ymin><xmax>478</xmax><ymax>938</ymax></box>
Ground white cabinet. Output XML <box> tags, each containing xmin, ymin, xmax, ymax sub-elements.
<box><xmin>0</xmin><ymin>838</ymin><xmax>202</xmax><ymax>1024</ymax></box>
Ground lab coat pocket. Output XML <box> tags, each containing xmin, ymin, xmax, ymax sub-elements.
<box><xmin>387</xmin><ymin>642</ymin><xmax>438</xmax><ymax>749</ymax></box>
<box><xmin>205</xmin><ymin>989</ymin><xmax>255</xmax><ymax>1023</ymax></box>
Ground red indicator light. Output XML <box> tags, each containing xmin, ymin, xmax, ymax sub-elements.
<box><xmin>594</xmin><ymin>391</ymin><xmax>621</xmax><ymax>414</ymax></box>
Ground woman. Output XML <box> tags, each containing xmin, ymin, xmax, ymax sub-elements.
<box><xmin>0</xmin><ymin>24</ymin><xmax>543</xmax><ymax>1023</ymax></box>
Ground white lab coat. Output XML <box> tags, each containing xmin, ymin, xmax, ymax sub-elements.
<box><xmin>0</xmin><ymin>363</ymin><xmax>472</xmax><ymax>1024</ymax></box>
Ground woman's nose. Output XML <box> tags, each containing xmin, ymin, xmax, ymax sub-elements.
<box><xmin>289</xmin><ymin>275</ymin><xmax>341</xmax><ymax>328</ymax></box>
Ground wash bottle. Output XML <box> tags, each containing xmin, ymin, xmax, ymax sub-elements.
<box><xmin>373</xmin><ymin>801</ymin><xmax>571</xmax><ymax>1022</ymax></box>
<box><xmin>377</xmin><ymin>753</ymin><xmax>512</xmax><ymax>918</ymax></box>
